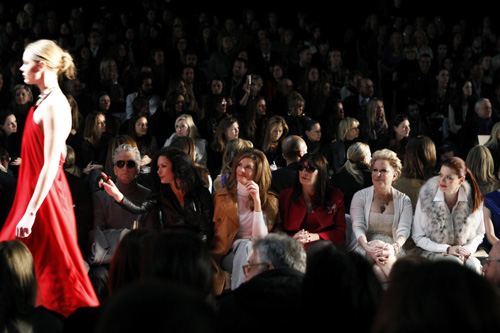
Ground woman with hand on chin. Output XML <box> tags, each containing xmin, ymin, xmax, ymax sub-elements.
<box><xmin>412</xmin><ymin>156</ymin><xmax>484</xmax><ymax>273</ymax></box>
<box><xmin>211</xmin><ymin>148</ymin><xmax>280</xmax><ymax>293</ymax></box>
<box><xmin>350</xmin><ymin>149</ymin><xmax>412</xmax><ymax>283</ymax></box>
<box><xmin>0</xmin><ymin>39</ymin><xmax>98</xmax><ymax>316</ymax></box>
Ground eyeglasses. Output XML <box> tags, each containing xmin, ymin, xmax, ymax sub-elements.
<box><xmin>298</xmin><ymin>164</ymin><xmax>317</xmax><ymax>173</ymax></box>
<box><xmin>242</xmin><ymin>262</ymin><xmax>270</xmax><ymax>276</ymax></box>
<box><xmin>115</xmin><ymin>160</ymin><xmax>137</xmax><ymax>169</ymax></box>
<box><xmin>218</xmin><ymin>101</ymin><xmax>227</xmax><ymax>105</ymax></box>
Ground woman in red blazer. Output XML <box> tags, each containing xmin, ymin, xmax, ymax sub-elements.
<box><xmin>279</xmin><ymin>153</ymin><xmax>346</xmax><ymax>255</ymax></box>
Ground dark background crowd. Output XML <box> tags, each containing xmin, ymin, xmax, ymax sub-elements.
<box><xmin>2</xmin><ymin>0</ymin><xmax>500</xmax><ymax>332</ymax></box>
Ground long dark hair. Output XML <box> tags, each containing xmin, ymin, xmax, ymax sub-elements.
<box><xmin>152</xmin><ymin>146</ymin><xmax>204</xmax><ymax>195</ymax></box>
<box><xmin>390</xmin><ymin>114</ymin><xmax>409</xmax><ymax>141</ymax></box>
<box><xmin>108</xmin><ymin>229</ymin><xmax>159</xmax><ymax>297</ymax></box>
<box><xmin>293</xmin><ymin>153</ymin><xmax>329</xmax><ymax>208</ymax></box>
<box><xmin>142</xmin><ymin>230</ymin><xmax>214</xmax><ymax>301</ymax></box>
<box><xmin>401</xmin><ymin>135</ymin><xmax>436</xmax><ymax>180</ymax></box>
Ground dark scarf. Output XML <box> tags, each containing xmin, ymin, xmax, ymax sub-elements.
<box><xmin>473</xmin><ymin>112</ymin><xmax>492</xmax><ymax>135</ymax></box>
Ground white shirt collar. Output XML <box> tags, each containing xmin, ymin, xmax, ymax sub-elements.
<box><xmin>433</xmin><ymin>185</ymin><xmax>468</xmax><ymax>203</ymax></box>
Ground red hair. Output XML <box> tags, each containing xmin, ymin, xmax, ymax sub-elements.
<box><xmin>442</xmin><ymin>157</ymin><xmax>483</xmax><ymax>213</ymax></box>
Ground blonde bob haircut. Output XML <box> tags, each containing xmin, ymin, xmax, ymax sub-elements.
<box><xmin>337</xmin><ymin>117</ymin><xmax>359</xmax><ymax>141</ymax></box>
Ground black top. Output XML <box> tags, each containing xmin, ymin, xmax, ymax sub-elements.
<box><xmin>119</xmin><ymin>184</ymin><xmax>214</xmax><ymax>243</ymax></box>
<box><xmin>330</xmin><ymin>166</ymin><xmax>372</xmax><ymax>214</ymax></box>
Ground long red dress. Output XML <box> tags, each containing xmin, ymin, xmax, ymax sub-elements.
<box><xmin>0</xmin><ymin>106</ymin><xmax>99</xmax><ymax>317</ymax></box>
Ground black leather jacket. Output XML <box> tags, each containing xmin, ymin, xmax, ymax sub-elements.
<box><xmin>119</xmin><ymin>184</ymin><xmax>214</xmax><ymax>243</ymax></box>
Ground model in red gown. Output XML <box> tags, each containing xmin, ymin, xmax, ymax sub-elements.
<box><xmin>0</xmin><ymin>105</ymin><xmax>99</xmax><ymax>317</ymax></box>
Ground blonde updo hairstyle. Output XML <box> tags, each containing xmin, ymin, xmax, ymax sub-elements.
<box><xmin>370</xmin><ymin>148</ymin><xmax>402</xmax><ymax>180</ymax></box>
<box><xmin>25</xmin><ymin>39</ymin><xmax>76</xmax><ymax>80</ymax></box>
<box><xmin>343</xmin><ymin>142</ymin><xmax>371</xmax><ymax>184</ymax></box>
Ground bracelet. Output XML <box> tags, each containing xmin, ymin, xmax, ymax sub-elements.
<box><xmin>392</xmin><ymin>242</ymin><xmax>401</xmax><ymax>254</ymax></box>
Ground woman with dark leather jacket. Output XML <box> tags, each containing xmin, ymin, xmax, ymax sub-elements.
<box><xmin>100</xmin><ymin>146</ymin><xmax>213</xmax><ymax>243</ymax></box>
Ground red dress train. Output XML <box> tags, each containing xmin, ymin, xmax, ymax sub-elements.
<box><xmin>0</xmin><ymin>106</ymin><xmax>99</xmax><ymax>317</ymax></box>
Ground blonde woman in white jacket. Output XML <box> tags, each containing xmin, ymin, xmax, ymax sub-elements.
<box><xmin>350</xmin><ymin>149</ymin><xmax>413</xmax><ymax>282</ymax></box>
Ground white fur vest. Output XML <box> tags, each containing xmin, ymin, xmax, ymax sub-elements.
<box><xmin>418</xmin><ymin>176</ymin><xmax>482</xmax><ymax>245</ymax></box>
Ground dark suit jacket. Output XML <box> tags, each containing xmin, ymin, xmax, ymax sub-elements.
<box><xmin>65</xmin><ymin>171</ymin><xmax>94</xmax><ymax>256</ymax></box>
<box><xmin>330</xmin><ymin>168</ymin><xmax>372</xmax><ymax>214</ymax></box>
<box><xmin>270</xmin><ymin>162</ymin><xmax>300</xmax><ymax>195</ymax></box>
<box><xmin>342</xmin><ymin>94</ymin><xmax>363</xmax><ymax>121</ymax></box>
<box><xmin>216</xmin><ymin>268</ymin><xmax>304</xmax><ymax>333</ymax></box>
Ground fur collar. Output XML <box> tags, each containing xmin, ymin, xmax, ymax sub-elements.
<box><xmin>418</xmin><ymin>176</ymin><xmax>482</xmax><ymax>245</ymax></box>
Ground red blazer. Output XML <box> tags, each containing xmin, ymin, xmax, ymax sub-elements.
<box><xmin>279</xmin><ymin>186</ymin><xmax>346</xmax><ymax>246</ymax></box>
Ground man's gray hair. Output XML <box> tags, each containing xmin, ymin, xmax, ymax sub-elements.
<box><xmin>475</xmin><ymin>98</ymin><xmax>490</xmax><ymax>111</ymax></box>
<box><xmin>113</xmin><ymin>144</ymin><xmax>141</xmax><ymax>168</ymax></box>
<box><xmin>252</xmin><ymin>233</ymin><xmax>306</xmax><ymax>273</ymax></box>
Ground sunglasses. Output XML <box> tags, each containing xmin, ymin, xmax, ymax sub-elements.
<box><xmin>115</xmin><ymin>160</ymin><xmax>137</xmax><ymax>169</ymax></box>
<box><xmin>298</xmin><ymin>164</ymin><xmax>317</xmax><ymax>173</ymax></box>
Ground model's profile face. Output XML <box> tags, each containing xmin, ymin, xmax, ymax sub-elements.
<box><xmin>20</xmin><ymin>49</ymin><xmax>40</xmax><ymax>85</ymax></box>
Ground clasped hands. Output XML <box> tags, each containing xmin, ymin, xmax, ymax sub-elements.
<box><xmin>367</xmin><ymin>240</ymin><xmax>395</xmax><ymax>265</ymax></box>
<box><xmin>293</xmin><ymin>229</ymin><xmax>320</xmax><ymax>245</ymax></box>
<box><xmin>447</xmin><ymin>245</ymin><xmax>471</xmax><ymax>261</ymax></box>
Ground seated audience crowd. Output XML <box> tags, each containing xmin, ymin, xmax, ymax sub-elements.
<box><xmin>2</xmin><ymin>1</ymin><xmax>500</xmax><ymax>331</ymax></box>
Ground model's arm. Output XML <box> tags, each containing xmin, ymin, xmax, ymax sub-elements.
<box><xmin>17</xmin><ymin>97</ymin><xmax>71</xmax><ymax>237</ymax></box>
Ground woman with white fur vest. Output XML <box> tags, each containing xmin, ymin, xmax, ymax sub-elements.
<box><xmin>412</xmin><ymin>156</ymin><xmax>485</xmax><ymax>273</ymax></box>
